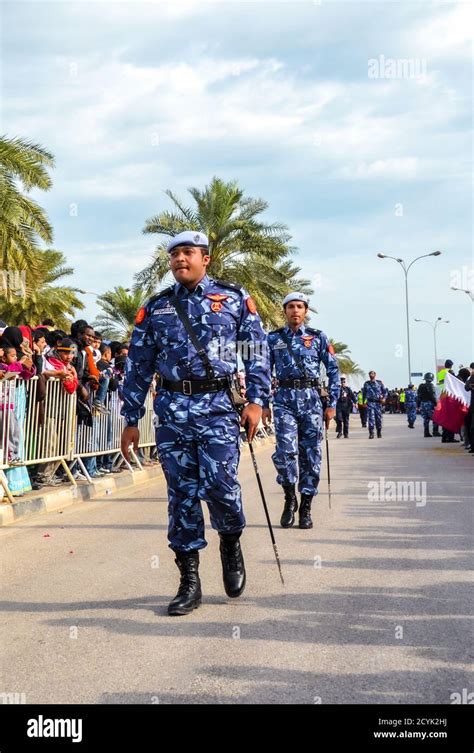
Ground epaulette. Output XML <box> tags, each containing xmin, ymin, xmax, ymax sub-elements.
<box><xmin>305</xmin><ymin>327</ymin><xmax>321</xmax><ymax>337</ymax></box>
<box><xmin>212</xmin><ymin>279</ymin><xmax>244</xmax><ymax>295</ymax></box>
<box><xmin>146</xmin><ymin>285</ymin><xmax>174</xmax><ymax>307</ymax></box>
<box><xmin>269</xmin><ymin>327</ymin><xmax>285</xmax><ymax>335</ymax></box>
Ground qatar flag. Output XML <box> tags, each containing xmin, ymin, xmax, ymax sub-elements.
<box><xmin>432</xmin><ymin>372</ymin><xmax>470</xmax><ymax>433</ymax></box>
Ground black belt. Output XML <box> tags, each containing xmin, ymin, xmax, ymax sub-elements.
<box><xmin>278</xmin><ymin>378</ymin><xmax>320</xmax><ymax>390</ymax></box>
<box><xmin>160</xmin><ymin>376</ymin><xmax>230</xmax><ymax>396</ymax></box>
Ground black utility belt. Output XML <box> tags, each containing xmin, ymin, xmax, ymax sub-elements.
<box><xmin>278</xmin><ymin>378</ymin><xmax>320</xmax><ymax>390</ymax></box>
<box><xmin>160</xmin><ymin>376</ymin><xmax>230</xmax><ymax>396</ymax></box>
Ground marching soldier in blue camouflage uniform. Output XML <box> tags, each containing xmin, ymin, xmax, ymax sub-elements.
<box><xmin>262</xmin><ymin>292</ymin><xmax>339</xmax><ymax>529</ymax></box>
<box><xmin>405</xmin><ymin>383</ymin><xmax>417</xmax><ymax>429</ymax></box>
<box><xmin>417</xmin><ymin>372</ymin><xmax>438</xmax><ymax>437</ymax></box>
<box><xmin>121</xmin><ymin>231</ymin><xmax>270</xmax><ymax>616</ymax></box>
<box><xmin>362</xmin><ymin>370</ymin><xmax>388</xmax><ymax>438</ymax></box>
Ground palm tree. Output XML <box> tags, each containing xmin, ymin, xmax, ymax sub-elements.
<box><xmin>134</xmin><ymin>177</ymin><xmax>312</xmax><ymax>329</ymax></box>
<box><xmin>330</xmin><ymin>340</ymin><xmax>364</xmax><ymax>377</ymax></box>
<box><xmin>0</xmin><ymin>136</ymin><xmax>55</xmax><ymax>299</ymax></box>
<box><xmin>93</xmin><ymin>287</ymin><xmax>147</xmax><ymax>341</ymax></box>
<box><xmin>0</xmin><ymin>248</ymin><xmax>84</xmax><ymax>329</ymax></box>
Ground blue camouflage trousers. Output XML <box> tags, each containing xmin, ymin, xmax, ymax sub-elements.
<box><xmin>156</xmin><ymin>412</ymin><xmax>244</xmax><ymax>553</ymax></box>
<box><xmin>272</xmin><ymin>393</ymin><xmax>323</xmax><ymax>496</ymax></box>
<box><xmin>406</xmin><ymin>405</ymin><xmax>417</xmax><ymax>425</ymax></box>
<box><xmin>367</xmin><ymin>401</ymin><xmax>382</xmax><ymax>432</ymax></box>
<box><xmin>420</xmin><ymin>400</ymin><xmax>435</xmax><ymax>430</ymax></box>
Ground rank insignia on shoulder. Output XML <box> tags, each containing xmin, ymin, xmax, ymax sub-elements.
<box><xmin>327</xmin><ymin>343</ymin><xmax>335</xmax><ymax>354</ymax></box>
<box><xmin>302</xmin><ymin>336</ymin><xmax>314</xmax><ymax>349</ymax></box>
<box><xmin>246</xmin><ymin>297</ymin><xmax>257</xmax><ymax>314</ymax></box>
<box><xmin>135</xmin><ymin>307</ymin><xmax>147</xmax><ymax>325</ymax></box>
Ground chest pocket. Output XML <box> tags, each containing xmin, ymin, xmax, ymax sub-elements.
<box><xmin>152</xmin><ymin>314</ymin><xmax>183</xmax><ymax>348</ymax></box>
<box><xmin>204</xmin><ymin>312</ymin><xmax>236</xmax><ymax>337</ymax></box>
<box><xmin>300</xmin><ymin>344</ymin><xmax>319</xmax><ymax>362</ymax></box>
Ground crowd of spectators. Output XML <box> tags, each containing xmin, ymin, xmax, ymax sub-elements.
<box><xmin>0</xmin><ymin>317</ymin><xmax>156</xmax><ymax>498</ymax></box>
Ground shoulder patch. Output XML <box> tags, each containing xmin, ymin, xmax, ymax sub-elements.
<box><xmin>327</xmin><ymin>343</ymin><xmax>335</xmax><ymax>355</ymax></box>
<box><xmin>246</xmin><ymin>297</ymin><xmax>257</xmax><ymax>314</ymax></box>
<box><xmin>134</xmin><ymin>307</ymin><xmax>147</xmax><ymax>325</ymax></box>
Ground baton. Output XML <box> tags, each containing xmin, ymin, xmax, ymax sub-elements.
<box><xmin>248</xmin><ymin>441</ymin><xmax>285</xmax><ymax>585</ymax></box>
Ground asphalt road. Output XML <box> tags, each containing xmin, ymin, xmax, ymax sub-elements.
<box><xmin>1</xmin><ymin>414</ymin><xmax>472</xmax><ymax>704</ymax></box>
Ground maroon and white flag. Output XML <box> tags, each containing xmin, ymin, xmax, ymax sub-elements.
<box><xmin>432</xmin><ymin>372</ymin><xmax>469</xmax><ymax>433</ymax></box>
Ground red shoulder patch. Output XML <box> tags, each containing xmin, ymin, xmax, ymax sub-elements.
<box><xmin>327</xmin><ymin>343</ymin><xmax>335</xmax><ymax>355</ymax></box>
<box><xmin>246</xmin><ymin>297</ymin><xmax>257</xmax><ymax>314</ymax></box>
<box><xmin>135</xmin><ymin>307</ymin><xmax>146</xmax><ymax>325</ymax></box>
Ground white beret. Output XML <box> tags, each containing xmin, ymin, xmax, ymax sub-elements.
<box><xmin>283</xmin><ymin>292</ymin><xmax>309</xmax><ymax>307</ymax></box>
<box><xmin>166</xmin><ymin>231</ymin><xmax>209</xmax><ymax>253</ymax></box>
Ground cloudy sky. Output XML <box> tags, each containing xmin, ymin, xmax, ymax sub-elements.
<box><xmin>2</xmin><ymin>0</ymin><xmax>472</xmax><ymax>386</ymax></box>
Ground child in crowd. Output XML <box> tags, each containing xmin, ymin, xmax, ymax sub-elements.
<box><xmin>42</xmin><ymin>337</ymin><xmax>79</xmax><ymax>393</ymax></box>
<box><xmin>0</xmin><ymin>345</ymin><xmax>36</xmax><ymax>463</ymax></box>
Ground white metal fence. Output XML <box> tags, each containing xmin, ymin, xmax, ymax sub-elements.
<box><xmin>0</xmin><ymin>377</ymin><xmax>156</xmax><ymax>503</ymax></box>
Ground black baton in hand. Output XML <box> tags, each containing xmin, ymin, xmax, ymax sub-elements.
<box><xmin>325</xmin><ymin>426</ymin><xmax>332</xmax><ymax>509</ymax></box>
<box><xmin>248</xmin><ymin>440</ymin><xmax>285</xmax><ymax>585</ymax></box>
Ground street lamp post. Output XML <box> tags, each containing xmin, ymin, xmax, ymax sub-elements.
<box><xmin>451</xmin><ymin>286</ymin><xmax>474</xmax><ymax>302</ymax></box>
<box><xmin>414</xmin><ymin>317</ymin><xmax>449</xmax><ymax>378</ymax></box>
<box><xmin>377</xmin><ymin>251</ymin><xmax>442</xmax><ymax>384</ymax></box>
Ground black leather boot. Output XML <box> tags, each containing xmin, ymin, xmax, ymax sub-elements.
<box><xmin>432</xmin><ymin>428</ymin><xmax>440</xmax><ymax>436</ymax></box>
<box><xmin>369</xmin><ymin>430</ymin><xmax>374</xmax><ymax>439</ymax></box>
<box><xmin>280</xmin><ymin>484</ymin><xmax>298</xmax><ymax>527</ymax></box>
<box><xmin>377</xmin><ymin>429</ymin><xmax>382</xmax><ymax>438</ymax></box>
<box><xmin>168</xmin><ymin>551</ymin><xmax>202</xmax><ymax>616</ymax></box>
<box><xmin>299</xmin><ymin>494</ymin><xmax>313</xmax><ymax>529</ymax></box>
<box><xmin>424</xmin><ymin>427</ymin><xmax>432</xmax><ymax>437</ymax></box>
<box><xmin>219</xmin><ymin>532</ymin><xmax>246</xmax><ymax>598</ymax></box>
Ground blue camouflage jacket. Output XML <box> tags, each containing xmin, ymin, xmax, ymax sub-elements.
<box><xmin>121</xmin><ymin>274</ymin><xmax>271</xmax><ymax>425</ymax></box>
<box><xmin>362</xmin><ymin>379</ymin><xmax>388</xmax><ymax>402</ymax></box>
<box><xmin>404</xmin><ymin>389</ymin><xmax>417</xmax><ymax>406</ymax></box>
<box><xmin>264</xmin><ymin>324</ymin><xmax>340</xmax><ymax>409</ymax></box>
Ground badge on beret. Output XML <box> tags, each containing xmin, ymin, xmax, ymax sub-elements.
<box><xmin>135</xmin><ymin>307</ymin><xmax>146</xmax><ymax>325</ymax></box>
<box><xmin>194</xmin><ymin>234</ymin><xmax>201</xmax><ymax>243</ymax></box>
<box><xmin>327</xmin><ymin>343</ymin><xmax>335</xmax><ymax>355</ymax></box>
<box><xmin>302</xmin><ymin>336</ymin><xmax>314</xmax><ymax>349</ymax></box>
<box><xmin>211</xmin><ymin>302</ymin><xmax>223</xmax><ymax>312</ymax></box>
<box><xmin>246</xmin><ymin>297</ymin><xmax>257</xmax><ymax>314</ymax></box>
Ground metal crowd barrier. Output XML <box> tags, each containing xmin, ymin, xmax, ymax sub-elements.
<box><xmin>72</xmin><ymin>389</ymin><xmax>156</xmax><ymax>481</ymax></box>
<box><xmin>0</xmin><ymin>377</ymin><xmax>157</xmax><ymax>503</ymax></box>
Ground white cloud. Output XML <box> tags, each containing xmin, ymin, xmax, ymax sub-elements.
<box><xmin>411</xmin><ymin>2</ymin><xmax>473</xmax><ymax>57</ymax></box>
<box><xmin>337</xmin><ymin>157</ymin><xmax>420</xmax><ymax>180</ymax></box>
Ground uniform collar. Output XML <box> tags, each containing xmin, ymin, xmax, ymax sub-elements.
<box><xmin>175</xmin><ymin>273</ymin><xmax>210</xmax><ymax>297</ymax></box>
<box><xmin>284</xmin><ymin>323</ymin><xmax>307</xmax><ymax>337</ymax></box>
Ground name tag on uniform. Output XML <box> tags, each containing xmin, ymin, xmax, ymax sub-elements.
<box><xmin>154</xmin><ymin>307</ymin><xmax>176</xmax><ymax>316</ymax></box>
